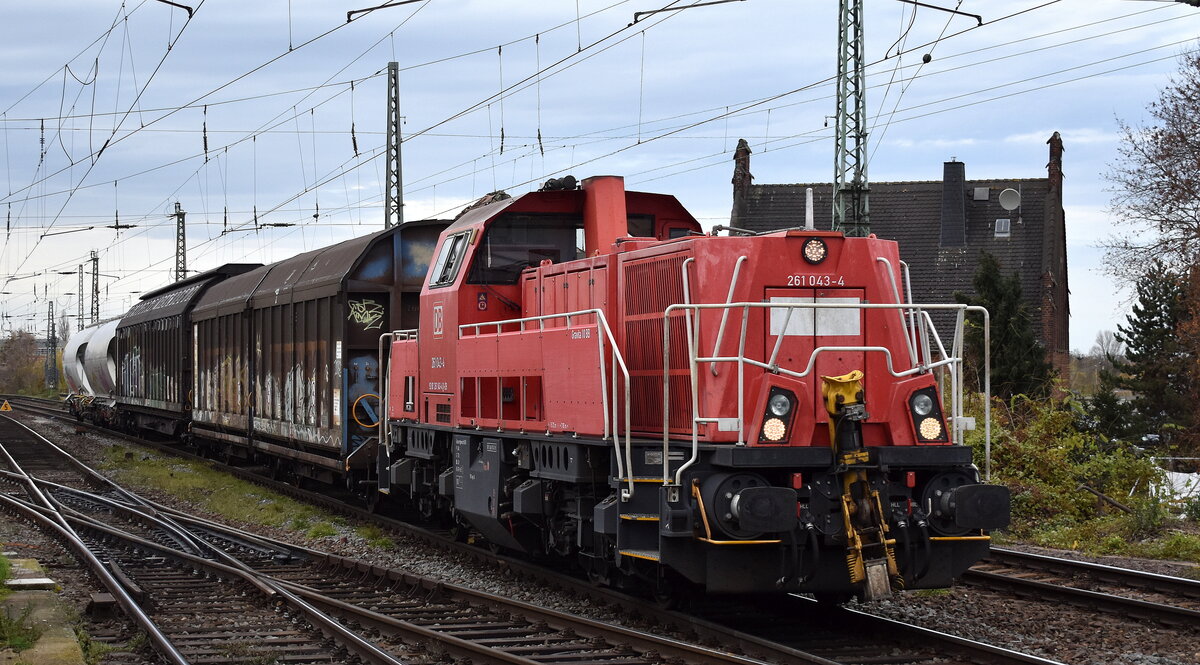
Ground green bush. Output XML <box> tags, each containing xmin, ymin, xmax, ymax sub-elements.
<box><xmin>1184</xmin><ymin>495</ymin><xmax>1200</xmax><ymax>521</ymax></box>
<box><xmin>0</xmin><ymin>606</ymin><xmax>42</xmax><ymax>652</ymax></box>
<box><xmin>965</xmin><ymin>392</ymin><xmax>1164</xmax><ymax>538</ymax></box>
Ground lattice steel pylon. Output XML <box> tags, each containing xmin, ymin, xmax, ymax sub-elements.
<box><xmin>832</xmin><ymin>0</ymin><xmax>870</xmax><ymax>237</ymax></box>
<box><xmin>173</xmin><ymin>202</ymin><xmax>187</xmax><ymax>282</ymax></box>
<box><xmin>77</xmin><ymin>264</ymin><xmax>84</xmax><ymax>331</ymax></box>
<box><xmin>45</xmin><ymin>300</ymin><xmax>57</xmax><ymax>389</ymax></box>
<box><xmin>90</xmin><ymin>250</ymin><xmax>99</xmax><ymax>324</ymax></box>
<box><xmin>384</xmin><ymin>61</ymin><xmax>405</xmax><ymax>229</ymax></box>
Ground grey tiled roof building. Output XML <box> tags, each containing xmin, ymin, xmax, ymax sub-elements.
<box><xmin>730</xmin><ymin>133</ymin><xmax>1069</xmax><ymax>378</ymax></box>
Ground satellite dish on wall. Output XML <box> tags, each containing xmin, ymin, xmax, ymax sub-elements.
<box><xmin>998</xmin><ymin>188</ymin><xmax>1021</xmax><ymax>211</ymax></box>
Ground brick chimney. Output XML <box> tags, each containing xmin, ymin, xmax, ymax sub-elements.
<box><xmin>1041</xmin><ymin>131</ymin><xmax>1070</xmax><ymax>383</ymax></box>
<box><xmin>730</xmin><ymin>139</ymin><xmax>753</xmax><ymax>226</ymax></box>
<box><xmin>1047</xmin><ymin>131</ymin><xmax>1063</xmax><ymax>188</ymax></box>
<box><xmin>940</xmin><ymin>160</ymin><xmax>967</xmax><ymax>247</ymax></box>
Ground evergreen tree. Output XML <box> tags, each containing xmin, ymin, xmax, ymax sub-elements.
<box><xmin>1081</xmin><ymin>371</ymin><xmax>1137</xmax><ymax>443</ymax></box>
<box><xmin>956</xmin><ymin>252</ymin><xmax>1052</xmax><ymax>399</ymax></box>
<box><xmin>1109</xmin><ymin>263</ymin><xmax>1192</xmax><ymax>445</ymax></box>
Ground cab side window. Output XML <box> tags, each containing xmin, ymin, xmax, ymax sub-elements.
<box><xmin>428</xmin><ymin>231</ymin><xmax>471</xmax><ymax>288</ymax></box>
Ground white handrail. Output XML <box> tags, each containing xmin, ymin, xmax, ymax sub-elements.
<box><xmin>459</xmin><ymin>308</ymin><xmax>634</xmax><ymax>499</ymax></box>
<box><xmin>709</xmin><ymin>255</ymin><xmax>748</xmax><ymax>376</ymax></box>
<box><xmin>661</xmin><ymin>300</ymin><xmax>990</xmax><ymax>486</ymax></box>
<box><xmin>899</xmin><ymin>261</ymin><xmax>918</xmax><ymax>360</ymax></box>
<box><xmin>966</xmin><ymin>305</ymin><xmax>992</xmax><ymax>481</ymax></box>
<box><xmin>876</xmin><ymin>257</ymin><xmax>918</xmax><ymax>367</ymax></box>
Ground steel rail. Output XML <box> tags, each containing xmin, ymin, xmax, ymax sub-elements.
<box><xmin>963</xmin><ymin>568</ymin><xmax>1200</xmax><ymax>625</ymax></box>
<box><xmin>0</xmin><ymin>417</ymin><xmax>193</xmax><ymax>665</ymax></box>
<box><xmin>37</xmin><ymin>478</ymin><xmax>797</xmax><ymax>665</ymax></box>
<box><xmin>987</xmin><ymin>547</ymin><xmax>1200</xmax><ymax>598</ymax></box>
<box><xmin>826</xmin><ymin>598</ymin><xmax>1067</xmax><ymax>665</ymax></box>
<box><xmin>3</xmin><ymin>410</ymin><xmax>803</xmax><ymax>665</ymax></box>
<box><xmin>0</xmin><ymin>413</ymin><xmax>406</xmax><ymax>665</ymax></box>
<box><xmin>76</xmin><ymin>480</ymin><xmax>823</xmax><ymax>665</ymax></box>
<box><xmin>54</xmin><ymin>505</ymin><xmax>406</xmax><ymax>665</ymax></box>
<box><xmin>8</xmin><ymin>398</ymin><xmax>1072</xmax><ymax>665</ymax></box>
<box><xmin>965</xmin><ymin>547</ymin><xmax>1200</xmax><ymax>624</ymax></box>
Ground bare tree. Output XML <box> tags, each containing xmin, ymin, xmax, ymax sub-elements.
<box><xmin>1092</xmin><ymin>330</ymin><xmax>1125</xmax><ymax>366</ymax></box>
<box><xmin>57</xmin><ymin>310</ymin><xmax>71</xmax><ymax>346</ymax></box>
<box><xmin>1104</xmin><ymin>50</ymin><xmax>1200</xmax><ymax>280</ymax></box>
<box><xmin>1071</xmin><ymin>330</ymin><xmax>1126</xmax><ymax>395</ymax></box>
<box><xmin>0</xmin><ymin>331</ymin><xmax>43</xmax><ymax>394</ymax></box>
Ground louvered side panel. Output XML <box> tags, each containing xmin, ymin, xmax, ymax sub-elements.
<box><xmin>622</xmin><ymin>253</ymin><xmax>692</xmax><ymax>433</ymax></box>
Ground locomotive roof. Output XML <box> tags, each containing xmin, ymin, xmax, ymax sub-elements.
<box><xmin>441</xmin><ymin>187</ymin><xmax>695</xmax><ymax>233</ymax></box>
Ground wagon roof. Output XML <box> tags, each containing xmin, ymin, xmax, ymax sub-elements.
<box><xmin>120</xmin><ymin>263</ymin><xmax>261</xmax><ymax>328</ymax></box>
<box><xmin>191</xmin><ymin>221</ymin><xmax>446</xmax><ymax>319</ymax></box>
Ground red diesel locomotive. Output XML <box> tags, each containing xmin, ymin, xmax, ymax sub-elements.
<box><xmin>381</xmin><ymin>175</ymin><xmax>1009</xmax><ymax>600</ymax></box>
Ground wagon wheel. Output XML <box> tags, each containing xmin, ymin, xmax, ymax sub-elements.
<box><xmin>364</xmin><ymin>486</ymin><xmax>383</xmax><ymax>514</ymax></box>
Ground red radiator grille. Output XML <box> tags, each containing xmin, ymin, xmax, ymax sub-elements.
<box><xmin>624</xmin><ymin>255</ymin><xmax>688</xmax><ymax>316</ymax></box>
<box><xmin>630</xmin><ymin>375</ymin><xmax>692</xmax><ymax>431</ymax></box>
<box><xmin>622</xmin><ymin>252</ymin><xmax>693</xmax><ymax>432</ymax></box>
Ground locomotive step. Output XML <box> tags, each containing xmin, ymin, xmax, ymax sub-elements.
<box><xmin>619</xmin><ymin>549</ymin><xmax>661</xmax><ymax>562</ymax></box>
<box><xmin>618</xmin><ymin>477</ymin><xmax>666</xmax><ymax>483</ymax></box>
<box><xmin>619</xmin><ymin>513</ymin><xmax>661</xmax><ymax>521</ymax></box>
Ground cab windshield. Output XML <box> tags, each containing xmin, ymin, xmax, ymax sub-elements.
<box><xmin>467</xmin><ymin>213</ymin><xmax>584</xmax><ymax>284</ymax></box>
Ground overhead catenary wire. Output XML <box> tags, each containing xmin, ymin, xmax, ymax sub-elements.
<box><xmin>4</xmin><ymin>0</ymin><xmax>1156</xmax><ymax>219</ymax></box>
<box><xmin>2</xmin><ymin>0</ymin><xmax>1152</xmax><ymax>271</ymax></box>
<box><xmin>1</xmin><ymin>0</ymin><xmax>1187</xmax><ymax>320</ymax></box>
<box><xmin>5</xmin><ymin>0</ymin><xmax>206</xmax><ymax>284</ymax></box>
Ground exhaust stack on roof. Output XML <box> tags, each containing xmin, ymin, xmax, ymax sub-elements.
<box><xmin>582</xmin><ymin>175</ymin><xmax>628</xmax><ymax>255</ymax></box>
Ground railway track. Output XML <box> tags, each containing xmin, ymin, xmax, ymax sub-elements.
<box><xmin>0</xmin><ymin>411</ymin><xmax>825</xmax><ymax>665</ymax></box>
<box><xmin>968</xmin><ymin>547</ymin><xmax>1200</xmax><ymax>626</ymax></box>
<box><xmin>5</xmin><ymin>396</ymin><xmax>1160</xmax><ymax>664</ymax></box>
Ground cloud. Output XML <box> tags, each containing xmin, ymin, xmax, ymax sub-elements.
<box><xmin>888</xmin><ymin>137</ymin><xmax>979</xmax><ymax>149</ymax></box>
<box><xmin>1004</xmin><ymin>128</ymin><xmax>1118</xmax><ymax>145</ymax></box>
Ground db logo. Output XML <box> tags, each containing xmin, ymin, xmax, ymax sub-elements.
<box><xmin>432</xmin><ymin>304</ymin><xmax>444</xmax><ymax>337</ymax></box>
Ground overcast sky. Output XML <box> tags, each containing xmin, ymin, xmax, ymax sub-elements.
<box><xmin>1</xmin><ymin>0</ymin><xmax>1197</xmax><ymax>352</ymax></box>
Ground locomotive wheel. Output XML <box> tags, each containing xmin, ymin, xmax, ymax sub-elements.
<box><xmin>447</xmin><ymin>510</ymin><xmax>471</xmax><ymax>543</ymax></box>
<box><xmin>652</xmin><ymin>579</ymin><xmax>680</xmax><ymax>609</ymax></box>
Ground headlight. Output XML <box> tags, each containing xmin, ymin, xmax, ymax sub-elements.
<box><xmin>911</xmin><ymin>393</ymin><xmax>934</xmax><ymax>416</ymax></box>
<box><xmin>919</xmin><ymin>417</ymin><xmax>942</xmax><ymax>440</ymax></box>
<box><xmin>768</xmin><ymin>393</ymin><xmax>792</xmax><ymax>417</ymax></box>
<box><xmin>762</xmin><ymin>418</ymin><xmax>787</xmax><ymax>442</ymax></box>
<box><xmin>802</xmin><ymin>238</ymin><xmax>827</xmax><ymax>264</ymax></box>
